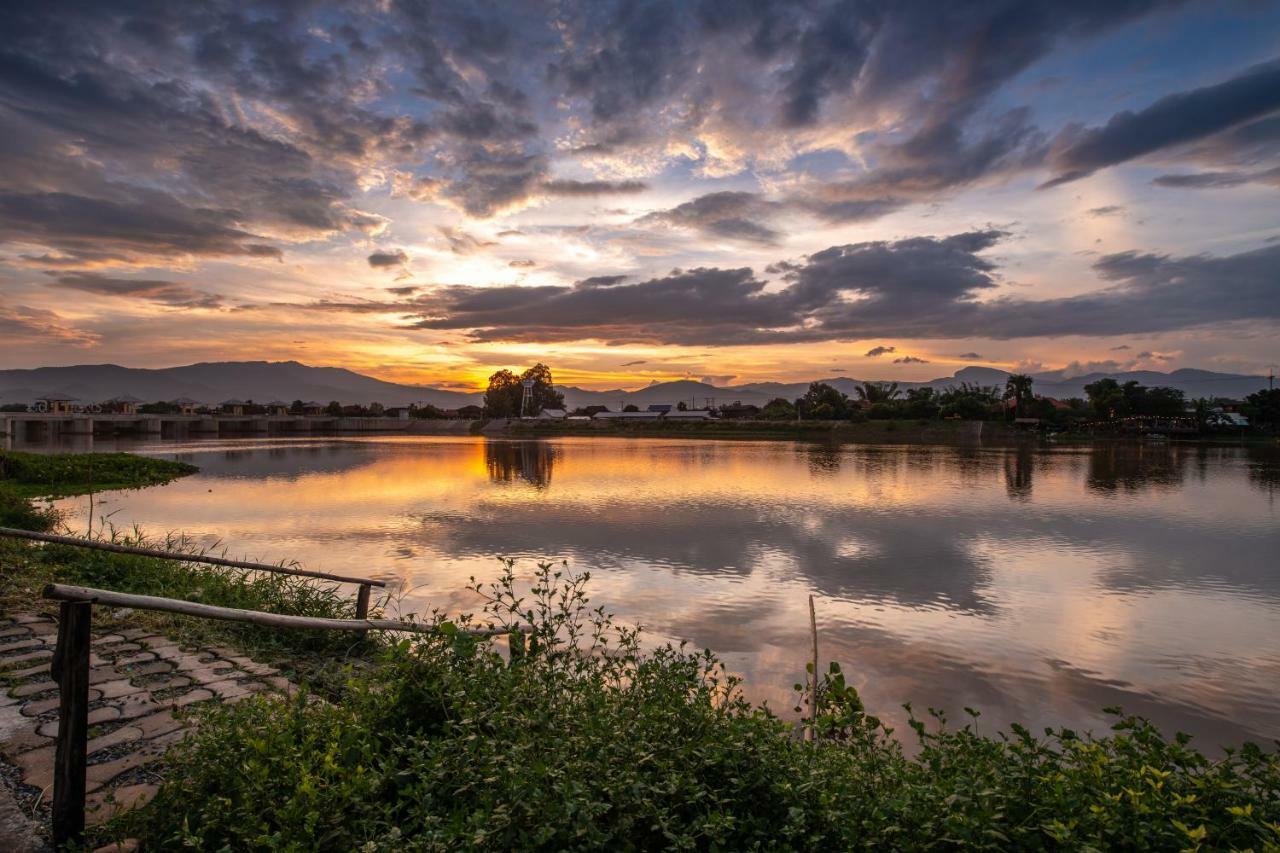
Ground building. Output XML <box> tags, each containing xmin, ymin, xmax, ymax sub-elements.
<box><xmin>32</xmin><ymin>394</ymin><xmax>77</xmax><ymax>414</ymax></box>
<box><xmin>220</xmin><ymin>399</ymin><xmax>247</xmax><ymax>416</ymax></box>
<box><xmin>535</xmin><ymin>408</ymin><xmax>567</xmax><ymax>420</ymax></box>
<box><xmin>170</xmin><ymin>397</ymin><xmax>202</xmax><ymax>415</ymax></box>
<box><xmin>301</xmin><ymin>401</ymin><xmax>326</xmax><ymax>416</ymax></box>
<box><xmin>265</xmin><ymin>400</ymin><xmax>290</xmax><ymax>416</ymax></box>
<box><xmin>665</xmin><ymin>409</ymin><xmax>715</xmax><ymax>420</ymax></box>
<box><xmin>647</xmin><ymin>404</ymin><xmax>673</xmax><ymax>414</ymax></box>
<box><xmin>101</xmin><ymin>395</ymin><xmax>145</xmax><ymax>415</ymax></box>
<box><xmin>456</xmin><ymin>404</ymin><xmax>484</xmax><ymax>419</ymax></box>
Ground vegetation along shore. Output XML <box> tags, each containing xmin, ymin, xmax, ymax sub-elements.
<box><xmin>0</xmin><ymin>451</ymin><xmax>1276</xmax><ymax>849</ymax></box>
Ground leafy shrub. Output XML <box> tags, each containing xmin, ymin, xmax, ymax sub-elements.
<box><xmin>0</xmin><ymin>486</ymin><xmax>57</xmax><ymax>531</ymax></box>
<box><xmin>119</xmin><ymin>563</ymin><xmax>1280</xmax><ymax>852</ymax></box>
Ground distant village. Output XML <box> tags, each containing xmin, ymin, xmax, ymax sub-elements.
<box><xmin>3</xmin><ymin>375</ymin><xmax>1274</xmax><ymax>440</ymax></box>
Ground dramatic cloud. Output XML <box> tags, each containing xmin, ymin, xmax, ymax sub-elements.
<box><xmin>638</xmin><ymin>192</ymin><xmax>783</xmax><ymax>245</ymax></box>
<box><xmin>48</xmin><ymin>273</ymin><xmax>223</xmax><ymax>309</ymax></box>
<box><xmin>865</xmin><ymin>346</ymin><xmax>897</xmax><ymax>357</ymax></box>
<box><xmin>368</xmin><ymin>231</ymin><xmax>1280</xmax><ymax>345</ymax></box>
<box><xmin>368</xmin><ymin>250</ymin><xmax>409</xmax><ymax>268</ymax></box>
<box><xmin>0</xmin><ymin>304</ymin><xmax>96</xmax><ymax>346</ymax></box>
<box><xmin>1044</xmin><ymin>60</ymin><xmax>1280</xmax><ymax>186</ymax></box>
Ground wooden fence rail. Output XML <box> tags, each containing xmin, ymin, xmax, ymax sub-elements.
<box><xmin>40</xmin><ymin>582</ymin><xmax>525</xmax><ymax>846</ymax></box>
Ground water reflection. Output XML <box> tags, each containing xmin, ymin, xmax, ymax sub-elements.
<box><xmin>485</xmin><ymin>440</ymin><xmax>558</xmax><ymax>488</ymax></box>
<box><xmin>40</xmin><ymin>435</ymin><xmax>1280</xmax><ymax>748</ymax></box>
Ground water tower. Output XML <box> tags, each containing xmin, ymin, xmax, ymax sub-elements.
<box><xmin>521</xmin><ymin>379</ymin><xmax>535</xmax><ymax>417</ymax></box>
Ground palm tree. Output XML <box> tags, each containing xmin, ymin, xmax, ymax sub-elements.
<box><xmin>1004</xmin><ymin>374</ymin><xmax>1033</xmax><ymax>418</ymax></box>
<box><xmin>855</xmin><ymin>382</ymin><xmax>901</xmax><ymax>404</ymax></box>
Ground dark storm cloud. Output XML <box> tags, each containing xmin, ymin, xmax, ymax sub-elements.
<box><xmin>0</xmin><ymin>190</ymin><xmax>283</xmax><ymax>265</ymax></box>
<box><xmin>368</xmin><ymin>250</ymin><xmax>409</xmax><ymax>268</ymax></box>
<box><xmin>1044</xmin><ymin>60</ymin><xmax>1280</xmax><ymax>187</ymax></box>
<box><xmin>48</xmin><ymin>272</ymin><xmax>224</xmax><ymax>309</ymax></box>
<box><xmin>376</xmin><ymin>230</ymin><xmax>1279</xmax><ymax>345</ymax></box>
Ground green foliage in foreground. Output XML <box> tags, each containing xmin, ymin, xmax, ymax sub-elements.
<box><xmin>0</xmin><ymin>527</ymin><xmax>372</xmax><ymax>666</ymax></box>
<box><xmin>0</xmin><ymin>449</ymin><xmax>197</xmax><ymax>498</ymax></box>
<box><xmin>117</xmin><ymin>564</ymin><xmax>1280</xmax><ymax>852</ymax></box>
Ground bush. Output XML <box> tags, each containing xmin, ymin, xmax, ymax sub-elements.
<box><xmin>118</xmin><ymin>563</ymin><xmax>1280</xmax><ymax>852</ymax></box>
<box><xmin>0</xmin><ymin>450</ymin><xmax>197</xmax><ymax>497</ymax></box>
<box><xmin>0</xmin><ymin>487</ymin><xmax>56</xmax><ymax>531</ymax></box>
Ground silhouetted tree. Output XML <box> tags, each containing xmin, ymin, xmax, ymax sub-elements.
<box><xmin>801</xmin><ymin>382</ymin><xmax>852</xmax><ymax>418</ymax></box>
<box><xmin>1004</xmin><ymin>374</ymin><xmax>1033</xmax><ymax>418</ymax></box>
<box><xmin>854</xmin><ymin>381</ymin><xmax>900</xmax><ymax>404</ymax></box>
<box><xmin>484</xmin><ymin>363</ymin><xmax>565</xmax><ymax>417</ymax></box>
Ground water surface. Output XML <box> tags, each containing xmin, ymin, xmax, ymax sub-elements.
<box><xmin>29</xmin><ymin>435</ymin><xmax>1280</xmax><ymax>747</ymax></box>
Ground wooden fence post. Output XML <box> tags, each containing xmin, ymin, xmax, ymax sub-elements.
<box><xmin>51</xmin><ymin>600</ymin><xmax>91</xmax><ymax>848</ymax></box>
<box><xmin>355</xmin><ymin>583</ymin><xmax>371</xmax><ymax>621</ymax></box>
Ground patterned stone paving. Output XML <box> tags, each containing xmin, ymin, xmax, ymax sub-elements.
<box><xmin>0</xmin><ymin>610</ymin><xmax>293</xmax><ymax>838</ymax></box>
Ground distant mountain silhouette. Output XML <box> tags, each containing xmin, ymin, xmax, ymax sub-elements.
<box><xmin>0</xmin><ymin>361</ymin><xmax>479</xmax><ymax>408</ymax></box>
<box><xmin>0</xmin><ymin>360</ymin><xmax>1269</xmax><ymax>411</ymax></box>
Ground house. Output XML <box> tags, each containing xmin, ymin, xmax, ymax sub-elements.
<box><xmin>384</xmin><ymin>407</ymin><xmax>412</xmax><ymax>420</ymax></box>
<box><xmin>647</xmin><ymin>404</ymin><xmax>673</xmax><ymax>414</ymax></box>
<box><xmin>170</xmin><ymin>397</ymin><xmax>202</xmax><ymax>415</ymax></box>
<box><xmin>220</xmin><ymin>399</ymin><xmax>247</xmax><ymax>416</ymax></box>
<box><xmin>265</xmin><ymin>400</ymin><xmax>290</xmax><ymax>416</ymax></box>
<box><xmin>665</xmin><ymin>409</ymin><xmax>715</xmax><ymax>420</ymax></box>
<box><xmin>535</xmin><ymin>408</ymin><xmax>567</xmax><ymax>420</ymax></box>
<box><xmin>456</xmin><ymin>404</ymin><xmax>484</xmax><ymax>419</ymax></box>
<box><xmin>32</xmin><ymin>394</ymin><xmax>77</xmax><ymax>414</ymax></box>
<box><xmin>101</xmin><ymin>394</ymin><xmax>145</xmax><ymax>415</ymax></box>
<box><xmin>301</xmin><ymin>401</ymin><xmax>326</xmax><ymax>416</ymax></box>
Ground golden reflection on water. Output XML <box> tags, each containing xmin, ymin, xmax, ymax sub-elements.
<box><xmin>42</xmin><ymin>435</ymin><xmax>1280</xmax><ymax>748</ymax></box>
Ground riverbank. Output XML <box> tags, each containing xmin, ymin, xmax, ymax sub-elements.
<box><xmin>1</xmin><ymin>453</ymin><xmax>1278</xmax><ymax>850</ymax></box>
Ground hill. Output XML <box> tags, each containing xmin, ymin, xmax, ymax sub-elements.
<box><xmin>0</xmin><ymin>361</ymin><xmax>480</xmax><ymax>409</ymax></box>
<box><xmin>1</xmin><ymin>361</ymin><xmax>1269</xmax><ymax>412</ymax></box>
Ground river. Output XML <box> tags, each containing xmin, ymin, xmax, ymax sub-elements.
<box><xmin>24</xmin><ymin>434</ymin><xmax>1280</xmax><ymax>748</ymax></box>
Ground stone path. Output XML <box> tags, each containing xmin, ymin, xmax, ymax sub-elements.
<box><xmin>0</xmin><ymin>610</ymin><xmax>293</xmax><ymax>843</ymax></box>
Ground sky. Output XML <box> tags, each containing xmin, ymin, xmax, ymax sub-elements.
<box><xmin>1</xmin><ymin>1</ymin><xmax>1278</xmax><ymax>391</ymax></box>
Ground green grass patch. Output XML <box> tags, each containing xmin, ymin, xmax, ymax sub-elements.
<box><xmin>105</xmin><ymin>563</ymin><xmax>1280</xmax><ymax>852</ymax></box>
<box><xmin>0</xmin><ymin>449</ymin><xmax>198</xmax><ymax>499</ymax></box>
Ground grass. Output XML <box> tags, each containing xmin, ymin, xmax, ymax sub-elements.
<box><xmin>103</xmin><ymin>562</ymin><xmax>1280</xmax><ymax>852</ymax></box>
<box><xmin>0</xmin><ymin>449</ymin><xmax>198</xmax><ymax>499</ymax></box>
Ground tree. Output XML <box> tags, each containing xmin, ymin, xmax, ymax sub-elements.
<box><xmin>1191</xmin><ymin>397</ymin><xmax>1213</xmax><ymax>431</ymax></box>
<box><xmin>759</xmin><ymin>397</ymin><xmax>796</xmax><ymax>420</ymax></box>
<box><xmin>801</xmin><ymin>382</ymin><xmax>851</xmax><ymax>419</ymax></box>
<box><xmin>325</xmin><ymin>400</ymin><xmax>343</xmax><ymax>416</ymax></box>
<box><xmin>903</xmin><ymin>387</ymin><xmax>940</xmax><ymax>419</ymax></box>
<box><xmin>1083</xmin><ymin>378</ymin><xmax>1124</xmax><ymax>419</ymax></box>
<box><xmin>854</xmin><ymin>382</ymin><xmax>900</xmax><ymax>404</ymax></box>
<box><xmin>1004</xmin><ymin>374</ymin><xmax>1033</xmax><ymax>418</ymax></box>
<box><xmin>1244</xmin><ymin>388</ymin><xmax>1280</xmax><ymax>429</ymax></box>
<box><xmin>1141</xmin><ymin>387</ymin><xmax>1184</xmax><ymax>417</ymax></box>
<box><xmin>676</xmin><ymin>401</ymin><xmax>688</xmax><ymax>411</ymax></box>
<box><xmin>939</xmin><ymin>383</ymin><xmax>1001</xmax><ymax>420</ymax></box>
<box><xmin>623</xmin><ymin>404</ymin><xmax>640</xmax><ymax>412</ymax></box>
<box><xmin>289</xmin><ymin>400</ymin><xmax>305</xmax><ymax>415</ymax></box>
<box><xmin>484</xmin><ymin>363</ymin><xmax>565</xmax><ymax>417</ymax></box>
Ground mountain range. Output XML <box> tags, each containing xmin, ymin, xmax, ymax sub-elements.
<box><xmin>0</xmin><ymin>361</ymin><xmax>1271</xmax><ymax>411</ymax></box>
